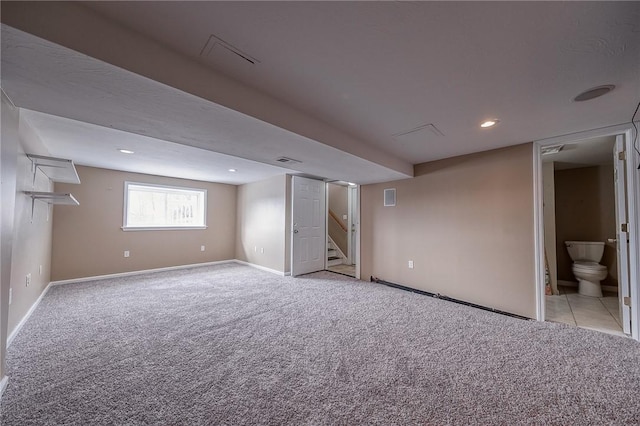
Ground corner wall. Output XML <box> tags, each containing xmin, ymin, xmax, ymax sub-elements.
<box><xmin>235</xmin><ymin>174</ymin><xmax>288</xmax><ymax>273</ymax></box>
<box><xmin>51</xmin><ymin>166</ymin><xmax>237</xmax><ymax>281</ymax></box>
<box><xmin>361</xmin><ymin>143</ymin><xmax>536</xmax><ymax>318</ymax></box>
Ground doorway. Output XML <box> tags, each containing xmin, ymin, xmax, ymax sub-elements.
<box><xmin>534</xmin><ymin>125</ymin><xmax>639</xmax><ymax>340</ymax></box>
<box><xmin>326</xmin><ymin>181</ymin><xmax>358</xmax><ymax>278</ymax></box>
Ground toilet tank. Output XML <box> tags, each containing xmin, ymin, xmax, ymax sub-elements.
<box><xmin>565</xmin><ymin>241</ymin><xmax>605</xmax><ymax>262</ymax></box>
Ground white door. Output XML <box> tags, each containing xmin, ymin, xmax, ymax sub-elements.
<box><xmin>291</xmin><ymin>176</ymin><xmax>326</xmax><ymax>276</ymax></box>
<box><xmin>613</xmin><ymin>135</ymin><xmax>631</xmax><ymax>334</ymax></box>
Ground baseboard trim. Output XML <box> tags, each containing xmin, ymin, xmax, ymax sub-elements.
<box><xmin>7</xmin><ymin>282</ymin><xmax>53</xmax><ymax>348</ymax></box>
<box><xmin>49</xmin><ymin>260</ymin><xmax>237</xmax><ymax>286</ymax></box>
<box><xmin>0</xmin><ymin>376</ymin><xmax>8</xmax><ymax>400</ymax></box>
<box><xmin>233</xmin><ymin>260</ymin><xmax>285</xmax><ymax>276</ymax></box>
<box><xmin>371</xmin><ymin>276</ymin><xmax>531</xmax><ymax>321</ymax></box>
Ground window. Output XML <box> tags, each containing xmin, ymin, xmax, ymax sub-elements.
<box><xmin>123</xmin><ymin>182</ymin><xmax>207</xmax><ymax>230</ymax></box>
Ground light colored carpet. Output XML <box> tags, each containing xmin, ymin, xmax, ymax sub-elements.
<box><xmin>1</xmin><ymin>263</ymin><xmax>639</xmax><ymax>425</ymax></box>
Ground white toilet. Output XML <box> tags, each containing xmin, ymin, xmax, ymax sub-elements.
<box><xmin>564</xmin><ymin>241</ymin><xmax>608</xmax><ymax>297</ymax></box>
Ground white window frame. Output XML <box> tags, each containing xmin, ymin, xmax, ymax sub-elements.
<box><xmin>122</xmin><ymin>181</ymin><xmax>207</xmax><ymax>231</ymax></box>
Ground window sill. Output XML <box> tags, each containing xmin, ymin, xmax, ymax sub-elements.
<box><xmin>121</xmin><ymin>226</ymin><xmax>208</xmax><ymax>231</ymax></box>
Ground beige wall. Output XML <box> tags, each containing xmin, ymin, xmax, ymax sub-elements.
<box><xmin>236</xmin><ymin>174</ymin><xmax>288</xmax><ymax>273</ymax></box>
<box><xmin>328</xmin><ymin>183</ymin><xmax>348</xmax><ymax>255</ymax></box>
<box><xmin>554</xmin><ymin>165</ymin><xmax>617</xmax><ymax>286</ymax></box>
<box><xmin>51</xmin><ymin>166</ymin><xmax>236</xmax><ymax>281</ymax></box>
<box><xmin>361</xmin><ymin>144</ymin><xmax>536</xmax><ymax>318</ymax></box>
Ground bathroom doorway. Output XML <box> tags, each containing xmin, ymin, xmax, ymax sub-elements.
<box><xmin>534</xmin><ymin>125</ymin><xmax>639</xmax><ymax>340</ymax></box>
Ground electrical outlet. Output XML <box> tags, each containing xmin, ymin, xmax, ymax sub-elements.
<box><xmin>201</xmin><ymin>245</ymin><xmax>205</xmax><ymax>252</ymax></box>
<box><xmin>9</xmin><ymin>288</ymin><xmax>12</xmax><ymax>305</ymax></box>
<box><xmin>124</xmin><ymin>250</ymin><xmax>130</xmax><ymax>258</ymax></box>
<box><xmin>26</xmin><ymin>273</ymin><xmax>31</xmax><ymax>286</ymax></box>
<box><xmin>408</xmin><ymin>260</ymin><xmax>414</xmax><ymax>269</ymax></box>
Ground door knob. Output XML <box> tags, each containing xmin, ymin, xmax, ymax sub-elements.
<box><xmin>607</xmin><ymin>238</ymin><xmax>617</xmax><ymax>243</ymax></box>
<box><xmin>293</xmin><ymin>229</ymin><xmax>299</xmax><ymax>233</ymax></box>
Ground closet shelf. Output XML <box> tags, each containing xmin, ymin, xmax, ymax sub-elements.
<box><xmin>24</xmin><ymin>191</ymin><xmax>79</xmax><ymax>205</ymax></box>
<box><xmin>27</xmin><ymin>154</ymin><xmax>80</xmax><ymax>184</ymax></box>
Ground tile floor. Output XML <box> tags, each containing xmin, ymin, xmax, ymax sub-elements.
<box><xmin>327</xmin><ymin>263</ymin><xmax>356</xmax><ymax>277</ymax></box>
<box><xmin>546</xmin><ymin>285</ymin><xmax>627</xmax><ymax>337</ymax></box>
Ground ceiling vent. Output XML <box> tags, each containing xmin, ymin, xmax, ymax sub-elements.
<box><xmin>275</xmin><ymin>157</ymin><xmax>302</xmax><ymax>164</ymax></box>
<box><xmin>199</xmin><ymin>34</ymin><xmax>260</xmax><ymax>65</ymax></box>
<box><xmin>392</xmin><ymin>123</ymin><xmax>445</xmax><ymax>144</ymax></box>
<box><xmin>541</xmin><ymin>144</ymin><xmax>565</xmax><ymax>155</ymax></box>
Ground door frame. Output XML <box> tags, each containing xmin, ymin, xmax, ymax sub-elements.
<box><xmin>351</xmin><ymin>185</ymin><xmax>361</xmax><ymax>279</ymax></box>
<box><xmin>324</xmin><ymin>182</ymin><xmax>361</xmax><ymax>279</ymax></box>
<box><xmin>347</xmin><ymin>185</ymin><xmax>357</xmax><ymax>265</ymax></box>
<box><xmin>532</xmin><ymin>123</ymin><xmax>640</xmax><ymax>340</ymax></box>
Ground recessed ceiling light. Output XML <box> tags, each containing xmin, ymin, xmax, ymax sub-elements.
<box><xmin>480</xmin><ymin>120</ymin><xmax>499</xmax><ymax>128</ymax></box>
<box><xmin>118</xmin><ymin>149</ymin><xmax>134</xmax><ymax>154</ymax></box>
<box><xmin>573</xmin><ymin>85</ymin><xmax>615</xmax><ymax>102</ymax></box>
<box><xmin>228</xmin><ymin>168</ymin><xmax>237</xmax><ymax>172</ymax></box>
<box><xmin>348</xmin><ymin>182</ymin><xmax>356</xmax><ymax>186</ymax></box>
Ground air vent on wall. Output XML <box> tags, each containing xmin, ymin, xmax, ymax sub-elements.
<box><xmin>200</xmin><ymin>34</ymin><xmax>260</xmax><ymax>65</ymax></box>
<box><xmin>275</xmin><ymin>157</ymin><xmax>302</xmax><ymax>164</ymax></box>
<box><xmin>384</xmin><ymin>188</ymin><xmax>396</xmax><ymax>207</ymax></box>
<box><xmin>541</xmin><ymin>144</ymin><xmax>565</xmax><ymax>155</ymax></box>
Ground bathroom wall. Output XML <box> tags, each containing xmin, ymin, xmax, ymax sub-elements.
<box><xmin>554</xmin><ymin>165</ymin><xmax>617</xmax><ymax>287</ymax></box>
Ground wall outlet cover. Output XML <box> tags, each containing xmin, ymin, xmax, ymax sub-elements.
<box><xmin>124</xmin><ymin>250</ymin><xmax>130</xmax><ymax>258</ymax></box>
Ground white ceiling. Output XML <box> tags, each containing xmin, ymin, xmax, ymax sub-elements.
<box><xmin>1</xmin><ymin>2</ymin><xmax>639</xmax><ymax>185</ymax></box>
<box><xmin>84</xmin><ymin>1</ymin><xmax>640</xmax><ymax>162</ymax></box>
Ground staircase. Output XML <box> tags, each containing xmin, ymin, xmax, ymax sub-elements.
<box><xmin>327</xmin><ymin>237</ymin><xmax>346</xmax><ymax>267</ymax></box>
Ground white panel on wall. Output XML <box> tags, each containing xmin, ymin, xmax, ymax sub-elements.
<box><xmin>384</xmin><ymin>188</ymin><xmax>396</xmax><ymax>207</ymax></box>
